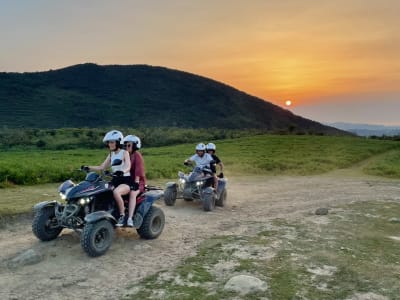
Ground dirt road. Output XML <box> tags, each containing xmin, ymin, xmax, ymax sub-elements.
<box><xmin>1</xmin><ymin>169</ymin><xmax>399</xmax><ymax>300</ymax></box>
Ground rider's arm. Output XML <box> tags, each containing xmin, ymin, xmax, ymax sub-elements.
<box><xmin>123</xmin><ymin>150</ymin><xmax>131</xmax><ymax>174</ymax></box>
<box><xmin>88</xmin><ymin>154</ymin><xmax>111</xmax><ymax>171</ymax></box>
<box><xmin>134</xmin><ymin>152</ymin><xmax>145</xmax><ymax>181</ymax></box>
<box><xmin>218</xmin><ymin>161</ymin><xmax>224</xmax><ymax>172</ymax></box>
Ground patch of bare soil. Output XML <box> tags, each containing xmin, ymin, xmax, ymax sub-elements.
<box><xmin>1</xmin><ymin>170</ymin><xmax>399</xmax><ymax>299</ymax></box>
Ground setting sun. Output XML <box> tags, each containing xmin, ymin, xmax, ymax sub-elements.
<box><xmin>285</xmin><ymin>100</ymin><xmax>292</xmax><ymax>107</ymax></box>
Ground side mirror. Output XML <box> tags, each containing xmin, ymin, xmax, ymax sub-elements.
<box><xmin>111</xmin><ymin>159</ymin><xmax>122</xmax><ymax>166</ymax></box>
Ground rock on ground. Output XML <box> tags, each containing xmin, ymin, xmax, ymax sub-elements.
<box><xmin>224</xmin><ymin>274</ymin><xmax>268</xmax><ymax>295</ymax></box>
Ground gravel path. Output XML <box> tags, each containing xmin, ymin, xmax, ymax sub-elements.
<box><xmin>1</xmin><ymin>169</ymin><xmax>399</xmax><ymax>300</ymax></box>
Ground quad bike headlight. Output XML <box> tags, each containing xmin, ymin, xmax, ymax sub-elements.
<box><xmin>78</xmin><ymin>197</ymin><xmax>91</xmax><ymax>206</ymax></box>
<box><xmin>179</xmin><ymin>178</ymin><xmax>185</xmax><ymax>184</ymax></box>
<box><xmin>59</xmin><ymin>192</ymin><xmax>67</xmax><ymax>200</ymax></box>
<box><xmin>196</xmin><ymin>181</ymin><xmax>203</xmax><ymax>186</ymax></box>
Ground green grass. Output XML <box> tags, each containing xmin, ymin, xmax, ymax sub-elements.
<box><xmin>0</xmin><ymin>134</ymin><xmax>399</xmax><ymax>218</ymax></box>
<box><xmin>124</xmin><ymin>201</ymin><xmax>400</xmax><ymax>299</ymax></box>
<box><xmin>363</xmin><ymin>150</ymin><xmax>400</xmax><ymax>178</ymax></box>
<box><xmin>0</xmin><ymin>183</ymin><xmax>58</xmax><ymax>222</ymax></box>
<box><xmin>1</xmin><ymin>135</ymin><xmax>399</xmax><ymax>188</ymax></box>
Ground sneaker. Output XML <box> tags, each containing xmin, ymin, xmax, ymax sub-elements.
<box><xmin>116</xmin><ymin>215</ymin><xmax>125</xmax><ymax>227</ymax></box>
<box><xmin>127</xmin><ymin>218</ymin><xmax>134</xmax><ymax>227</ymax></box>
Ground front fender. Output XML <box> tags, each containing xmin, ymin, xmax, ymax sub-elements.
<box><xmin>33</xmin><ymin>200</ymin><xmax>60</xmax><ymax>213</ymax></box>
<box><xmin>165</xmin><ymin>182</ymin><xmax>177</xmax><ymax>189</ymax></box>
<box><xmin>202</xmin><ymin>186</ymin><xmax>214</xmax><ymax>195</ymax></box>
<box><xmin>84</xmin><ymin>211</ymin><xmax>117</xmax><ymax>225</ymax></box>
<box><xmin>217</xmin><ymin>179</ymin><xmax>227</xmax><ymax>194</ymax></box>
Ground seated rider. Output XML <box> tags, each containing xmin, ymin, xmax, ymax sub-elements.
<box><xmin>123</xmin><ymin>134</ymin><xmax>146</xmax><ymax>227</ymax></box>
<box><xmin>206</xmin><ymin>143</ymin><xmax>224</xmax><ymax>178</ymax></box>
<box><xmin>84</xmin><ymin>130</ymin><xmax>132</xmax><ymax>227</ymax></box>
<box><xmin>184</xmin><ymin>143</ymin><xmax>218</xmax><ymax>188</ymax></box>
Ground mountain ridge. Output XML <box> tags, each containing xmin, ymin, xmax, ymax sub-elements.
<box><xmin>1</xmin><ymin>63</ymin><xmax>343</xmax><ymax>134</ymax></box>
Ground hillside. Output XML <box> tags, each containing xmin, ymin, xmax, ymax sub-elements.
<box><xmin>1</xmin><ymin>63</ymin><xmax>341</xmax><ymax>133</ymax></box>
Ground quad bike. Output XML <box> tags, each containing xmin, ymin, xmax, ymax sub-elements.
<box><xmin>32</xmin><ymin>160</ymin><xmax>165</xmax><ymax>257</ymax></box>
<box><xmin>164</xmin><ymin>164</ymin><xmax>227</xmax><ymax>211</ymax></box>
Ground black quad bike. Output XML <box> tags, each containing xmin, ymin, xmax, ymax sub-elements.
<box><xmin>32</xmin><ymin>161</ymin><xmax>165</xmax><ymax>257</ymax></box>
<box><xmin>164</xmin><ymin>165</ymin><xmax>227</xmax><ymax>211</ymax></box>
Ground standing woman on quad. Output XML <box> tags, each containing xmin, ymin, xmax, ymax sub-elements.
<box><xmin>206</xmin><ymin>143</ymin><xmax>224</xmax><ymax>178</ymax></box>
<box><xmin>123</xmin><ymin>135</ymin><xmax>146</xmax><ymax>227</ymax></box>
<box><xmin>84</xmin><ymin>130</ymin><xmax>131</xmax><ymax>227</ymax></box>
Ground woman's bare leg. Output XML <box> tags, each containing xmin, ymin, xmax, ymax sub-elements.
<box><xmin>128</xmin><ymin>190</ymin><xmax>140</xmax><ymax>219</ymax></box>
<box><xmin>113</xmin><ymin>184</ymin><xmax>130</xmax><ymax>215</ymax></box>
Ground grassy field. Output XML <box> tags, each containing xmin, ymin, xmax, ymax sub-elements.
<box><xmin>125</xmin><ymin>200</ymin><xmax>400</xmax><ymax>299</ymax></box>
<box><xmin>0</xmin><ymin>135</ymin><xmax>399</xmax><ymax>218</ymax></box>
<box><xmin>1</xmin><ymin>135</ymin><xmax>399</xmax><ymax>188</ymax></box>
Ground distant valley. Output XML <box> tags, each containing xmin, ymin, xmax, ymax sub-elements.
<box><xmin>329</xmin><ymin>122</ymin><xmax>400</xmax><ymax>136</ymax></box>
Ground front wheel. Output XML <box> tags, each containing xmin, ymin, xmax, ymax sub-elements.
<box><xmin>216</xmin><ymin>188</ymin><xmax>227</xmax><ymax>207</ymax></box>
<box><xmin>137</xmin><ymin>206</ymin><xmax>165</xmax><ymax>239</ymax></box>
<box><xmin>81</xmin><ymin>220</ymin><xmax>114</xmax><ymax>257</ymax></box>
<box><xmin>202</xmin><ymin>192</ymin><xmax>215</xmax><ymax>212</ymax></box>
<box><xmin>164</xmin><ymin>187</ymin><xmax>177</xmax><ymax>206</ymax></box>
<box><xmin>32</xmin><ymin>207</ymin><xmax>63</xmax><ymax>241</ymax></box>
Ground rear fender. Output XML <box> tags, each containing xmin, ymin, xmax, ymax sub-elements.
<box><xmin>84</xmin><ymin>211</ymin><xmax>117</xmax><ymax>225</ymax></box>
<box><xmin>137</xmin><ymin>191</ymin><xmax>163</xmax><ymax>216</ymax></box>
<box><xmin>33</xmin><ymin>200</ymin><xmax>59</xmax><ymax>213</ymax></box>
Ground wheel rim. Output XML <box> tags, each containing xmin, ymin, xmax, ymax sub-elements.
<box><xmin>151</xmin><ymin>216</ymin><xmax>162</xmax><ymax>234</ymax></box>
<box><xmin>45</xmin><ymin>217</ymin><xmax>60</xmax><ymax>233</ymax></box>
<box><xmin>94</xmin><ymin>227</ymin><xmax>110</xmax><ymax>250</ymax></box>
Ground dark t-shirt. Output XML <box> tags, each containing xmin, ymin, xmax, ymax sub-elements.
<box><xmin>211</xmin><ymin>154</ymin><xmax>221</xmax><ymax>164</ymax></box>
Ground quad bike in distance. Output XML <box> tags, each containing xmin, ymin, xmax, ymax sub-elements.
<box><xmin>164</xmin><ymin>164</ymin><xmax>227</xmax><ymax>211</ymax></box>
<box><xmin>32</xmin><ymin>160</ymin><xmax>165</xmax><ymax>257</ymax></box>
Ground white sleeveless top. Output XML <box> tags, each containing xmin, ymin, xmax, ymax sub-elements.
<box><xmin>110</xmin><ymin>150</ymin><xmax>130</xmax><ymax>176</ymax></box>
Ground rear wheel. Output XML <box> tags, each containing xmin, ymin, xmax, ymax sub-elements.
<box><xmin>216</xmin><ymin>188</ymin><xmax>227</xmax><ymax>207</ymax></box>
<box><xmin>32</xmin><ymin>207</ymin><xmax>63</xmax><ymax>241</ymax></box>
<box><xmin>81</xmin><ymin>220</ymin><xmax>114</xmax><ymax>257</ymax></box>
<box><xmin>137</xmin><ymin>206</ymin><xmax>165</xmax><ymax>239</ymax></box>
<box><xmin>202</xmin><ymin>192</ymin><xmax>215</xmax><ymax>212</ymax></box>
<box><xmin>164</xmin><ymin>187</ymin><xmax>177</xmax><ymax>206</ymax></box>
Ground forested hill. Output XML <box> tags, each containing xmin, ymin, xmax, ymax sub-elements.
<box><xmin>1</xmin><ymin>63</ymin><xmax>342</xmax><ymax>134</ymax></box>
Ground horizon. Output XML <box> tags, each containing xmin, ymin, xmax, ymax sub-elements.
<box><xmin>1</xmin><ymin>1</ymin><xmax>399</xmax><ymax>126</ymax></box>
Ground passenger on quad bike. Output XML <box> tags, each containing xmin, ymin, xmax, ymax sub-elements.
<box><xmin>82</xmin><ymin>130</ymin><xmax>132</xmax><ymax>227</ymax></box>
<box><xmin>206</xmin><ymin>142</ymin><xmax>224</xmax><ymax>178</ymax></box>
<box><xmin>123</xmin><ymin>134</ymin><xmax>146</xmax><ymax>227</ymax></box>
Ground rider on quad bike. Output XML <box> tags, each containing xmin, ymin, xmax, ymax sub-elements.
<box><xmin>164</xmin><ymin>142</ymin><xmax>227</xmax><ymax>211</ymax></box>
<box><xmin>84</xmin><ymin>130</ymin><xmax>132</xmax><ymax>227</ymax></box>
<box><xmin>184</xmin><ymin>143</ymin><xmax>217</xmax><ymax>190</ymax></box>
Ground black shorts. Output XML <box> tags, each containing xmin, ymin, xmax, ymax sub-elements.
<box><xmin>112</xmin><ymin>176</ymin><xmax>132</xmax><ymax>188</ymax></box>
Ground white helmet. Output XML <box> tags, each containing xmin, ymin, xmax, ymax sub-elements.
<box><xmin>123</xmin><ymin>135</ymin><xmax>142</xmax><ymax>149</ymax></box>
<box><xmin>206</xmin><ymin>143</ymin><xmax>216</xmax><ymax>151</ymax></box>
<box><xmin>103</xmin><ymin>130</ymin><xmax>123</xmax><ymax>144</ymax></box>
<box><xmin>195</xmin><ymin>143</ymin><xmax>206</xmax><ymax>151</ymax></box>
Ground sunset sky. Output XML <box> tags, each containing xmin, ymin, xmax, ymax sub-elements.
<box><xmin>1</xmin><ymin>0</ymin><xmax>399</xmax><ymax>125</ymax></box>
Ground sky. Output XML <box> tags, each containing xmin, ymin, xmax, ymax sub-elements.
<box><xmin>1</xmin><ymin>0</ymin><xmax>399</xmax><ymax>126</ymax></box>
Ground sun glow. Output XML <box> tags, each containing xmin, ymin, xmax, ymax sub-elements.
<box><xmin>285</xmin><ymin>100</ymin><xmax>292</xmax><ymax>107</ymax></box>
